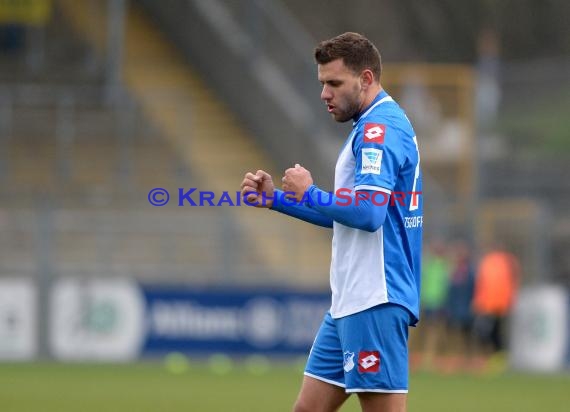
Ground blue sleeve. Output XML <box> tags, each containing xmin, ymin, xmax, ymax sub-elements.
<box><xmin>306</xmin><ymin>185</ymin><xmax>388</xmax><ymax>232</ymax></box>
<box><xmin>353</xmin><ymin>121</ymin><xmax>403</xmax><ymax>192</ymax></box>
<box><xmin>270</xmin><ymin>190</ymin><xmax>333</xmax><ymax>228</ymax></box>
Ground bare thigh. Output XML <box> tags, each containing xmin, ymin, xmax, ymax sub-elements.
<box><xmin>293</xmin><ymin>375</ymin><xmax>350</xmax><ymax>412</ymax></box>
<box><xmin>358</xmin><ymin>392</ymin><xmax>407</xmax><ymax>412</ymax></box>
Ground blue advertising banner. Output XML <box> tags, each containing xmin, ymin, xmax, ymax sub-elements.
<box><xmin>140</xmin><ymin>286</ymin><xmax>330</xmax><ymax>355</ymax></box>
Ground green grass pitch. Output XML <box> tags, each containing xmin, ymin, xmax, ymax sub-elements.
<box><xmin>1</xmin><ymin>361</ymin><xmax>568</xmax><ymax>411</ymax></box>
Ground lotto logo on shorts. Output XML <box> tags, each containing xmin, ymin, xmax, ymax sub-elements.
<box><xmin>358</xmin><ymin>351</ymin><xmax>380</xmax><ymax>373</ymax></box>
<box><xmin>363</xmin><ymin>124</ymin><xmax>385</xmax><ymax>144</ymax></box>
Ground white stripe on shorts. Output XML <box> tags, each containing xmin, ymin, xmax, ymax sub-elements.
<box><xmin>346</xmin><ymin>388</ymin><xmax>408</xmax><ymax>394</ymax></box>
<box><xmin>304</xmin><ymin>372</ymin><xmax>346</xmax><ymax>388</ymax></box>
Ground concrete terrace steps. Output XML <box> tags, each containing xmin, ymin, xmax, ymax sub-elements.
<box><xmin>57</xmin><ymin>0</ymin><xmax>331</xmax><ymax>284</ymax></box>
<box><xmin>4</xmin><ymin>135</ymin><xmax>191</xmax><ymax>190</ymax></box>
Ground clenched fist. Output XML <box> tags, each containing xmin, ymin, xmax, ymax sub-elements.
<box><xmin>240</xmin><ymin>169</ymin><xmax>275</xmax><ymax>208</ymax></box>
<box><xmin>282</xmin><ymin>164</ymin><xmax>313</xmax><ymax>202</ymax></box>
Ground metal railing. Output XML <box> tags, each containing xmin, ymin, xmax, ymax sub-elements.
<box><xmin>0</xmin><ymin>84</ymin><xmax>328</xmax><ymax>286</ymax></box>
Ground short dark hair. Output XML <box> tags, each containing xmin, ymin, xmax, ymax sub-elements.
<box><xmin>314</xmin><ymin>32</ymin><xmax>382</xmax><ymax>81</ymax></box>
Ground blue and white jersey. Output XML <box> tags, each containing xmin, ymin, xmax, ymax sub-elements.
<box><xmin>330</xmin><ymin>90</ymin><xmax>423</xmax><ymax>324</ymax></box>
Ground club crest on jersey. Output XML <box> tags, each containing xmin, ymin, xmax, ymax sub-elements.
<box><xmin>343</xmin><ymin>351</ymin><xmax>355</xmax><ymax>372</ymax></box>
<box><xmin>358</xmin><ymin>351</ymin><xmax>380</xmax><ymax>373</ymax></box>
<box><xmin>361</xmin><ymin>148</ymin><xmax>382</xmax><ymax>175</ymax></box>
<box><xmin>363</xmin><ymin>123</ymin><xmax>386</xmax><ymax>144</ymax></box>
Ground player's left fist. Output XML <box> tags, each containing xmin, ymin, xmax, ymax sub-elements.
<box><xmin>282</xmin><ymin>164</ymin><xmax>313</xmax><ymax>202</ymax></box>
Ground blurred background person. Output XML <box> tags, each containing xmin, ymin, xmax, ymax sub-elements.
<box><xmin>445</xmin><ymin>239</ymin><xmax>476</xmax><ymax>371</ymax></box>
<box><xmin>475</xmin><ymin>27</ymin><xmax>502</xmax><ymax>132</ymax></box>
<box><xmin>0</xmin><ymin>23</ymin><xmax>25</xmax><ymax>54</ymax></box>
<box><xmin>419</xmin><ymin>238</ymin><xmax>451</xmax><ymax>371</ymax></box>
<box><xmin>472</xmin><ymin>242</ymin><xmax>520</xmax><ymax>368</ymax></box>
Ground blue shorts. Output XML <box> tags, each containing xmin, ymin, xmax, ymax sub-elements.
<box><xmin>305</xmin><ymin>303</ymin><xmax>411</xmax><ymax>393</ymax></box>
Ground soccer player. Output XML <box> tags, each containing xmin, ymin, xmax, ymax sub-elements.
<box><xmin>241</xmin><ymin>32</ymin><xmax>422</xmax><ymax>412</ymax></box>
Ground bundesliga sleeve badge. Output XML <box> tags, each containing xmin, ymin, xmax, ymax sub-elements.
<box><xmin>363</xmin><ymin>123</ymin><xmax>386</xmax><ymax>144</ymax></box>
<box><xmin>361</xmin><ymin>148</ymin><xmax>382</xmax><ymax>175</ymax></box>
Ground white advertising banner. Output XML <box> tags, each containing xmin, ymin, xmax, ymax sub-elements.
<box><xmin>50</xmin><ymin>278</ymin><xmax>145</xmax><ymax>361</ymax></box>
<box><xmin>510</xmin><ymin>285</ymin><xmax>569</xmax><ymax>372</ymax></box>
<box><xmin>0</xmin><ymin>278</ymin><xmax>37</xmax><ymax>360</ymax></box>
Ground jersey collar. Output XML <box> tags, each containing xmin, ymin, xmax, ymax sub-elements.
<box><xmin>352</xmin><ymin>90</ymin><xmax>389</xmax><ymax>126</ymax></box>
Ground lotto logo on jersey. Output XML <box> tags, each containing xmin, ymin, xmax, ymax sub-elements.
<box><xmin>363</xmin><ymin>123</ymin><xmax>386</xmax><ymax>144</ymax></box>
<box><xmin>358</xmin><ymin>351</ymin><xmax>380</xmax><ymax>373</ymax></box>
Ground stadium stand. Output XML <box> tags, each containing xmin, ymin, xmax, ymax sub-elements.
<box><xmin>2</xmin><ymin>0</ymin><xmax>567</xmax><ymax>291</ymax></box>
<box><xmin>0</xmin><ymin>0</ymin><xmax>332</xmax><ymax>288</ymax></box>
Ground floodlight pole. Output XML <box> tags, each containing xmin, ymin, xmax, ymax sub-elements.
<box><xmin>105</xmin><ymin>0</ymin><xmax>126</xmax><ymax>106</ymax></box>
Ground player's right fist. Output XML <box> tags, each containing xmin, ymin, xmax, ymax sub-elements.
<box><xmin>240</xmin><ymin>170</ymin><xmax>275</xmax><ymax>208</ymax></box>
